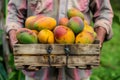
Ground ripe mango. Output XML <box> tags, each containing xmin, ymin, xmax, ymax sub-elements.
<box><xmin>84</xmin><ymin>20</ymin><xmax>97</xmax><ymax>38</ymax></box>
<box><xmin>54</xmin><ymin>26</ymin><xmax>75</xmax><ymax>44</ymax></box>
<box><xmin>67</xmin><ymin>8</ymin><xmax>84</xmax><ymax>20</ymax></box>
<box><xmin>75</xmin><ymin>30</ymin><xmax>95</xmax><ymax>44</ymax></box>
<box><xmin>67</xmin><ymin>17</ymin><xmax>84</xmax><ymax>35</ymax></box>
<box><xmin>25</xmin><ymin>15</ymin><xmax>45</xmax><ymax>30</ymax></box>
<box><xmin>34</xmin><ymin>17</ymin><xmax>57</xmax><ymax>31</ymax></box>
<box><xmin>31</xmin><ymin>30</ymin><xmax>39</xmax><ymax>35</ymax></box>
<box><xmin>58</xmin><ymin>17</ymin><xmax>69</xmax><ymax>26</ymax></box>
<box><xmin>38</xmin><ymin>29</ymin><xmax>54</xmax><ymax>44</ymax></box>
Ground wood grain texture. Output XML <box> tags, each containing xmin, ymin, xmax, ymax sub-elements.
<box><xmin>13</xmin><ymin>42</ymin><xmax>100</xmax><ymax>70</ymax></box>
<box><xmin>13</xmin><ymin>44</ymin><xmax>100</xmax><ymax>55</ymax></box>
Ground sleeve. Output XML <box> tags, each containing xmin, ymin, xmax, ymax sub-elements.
<box><xmin>5</xmin><ymin>0</ymin><xmax>27</xmax><ymax>33</ymax></box>
<box><xmin>89</xmin><ymin>0</ymin><xmax>114</xmax><ymax>40</ymax></box>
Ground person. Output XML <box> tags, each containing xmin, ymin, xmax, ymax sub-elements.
<box><xmin>6</xmin><ymin>0</ymin><xmax>113</xmax><ymax>80</ymax></box>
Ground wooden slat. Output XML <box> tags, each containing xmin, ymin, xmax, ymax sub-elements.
<box><xmin>14</xmin><ymin>55</ymin><xmax>100</xmax><ymax>70</ymax></box>
<box><xmin>13</xmin><ymin>44</ymin><xmax>100</xmax><ymax>55</ymax></box>
<box><xmin>13</xmin><ymin>42</ymin><xmax>100</xmax><ymax>70</ymax></box>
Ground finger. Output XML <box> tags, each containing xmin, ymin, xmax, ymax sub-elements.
<box><xmin>99</xmin><ymin>43</ymin><xmax>102</xmax><ymax>49</ymax></box>
<box><xmin>9</xmin><ymin>31</ymin><xmax>18</xmax><ymax>49</ymax></box>
<box><xmin>95</xmin><ymin>36</ymin><xmax>103</xmax><ymax>49</ymax></box>
<box><xmin>10</xmin><ymin>34</ymin><xmax>18</xmax><ymax>43</ymax></box>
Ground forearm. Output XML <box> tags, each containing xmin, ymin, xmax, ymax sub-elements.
<box><xmin>94</xmin><ymin>19</ymin><xmax>113</xmax><ymax>40</ymax></box>
<box><xmin>90</xmin><ymin>0</ymin><xmax>113</xmax><ymax>40</ymax></box>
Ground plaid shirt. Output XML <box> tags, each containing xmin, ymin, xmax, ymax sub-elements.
<box><xmin>6</xmin><ymin>0</ymin><xmax>113</xmax><ymax>80</ymax></box>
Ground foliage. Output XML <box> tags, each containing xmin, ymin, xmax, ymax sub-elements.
<box><xmin>0</xmin><ymin>63</ymin><xmax>7</xmax><ymax>80</ymax></box>
<box><xmin>91</xmin><ymin>21</ymin><xmax>120</xmax><ymax>80</ymax></box>
<box><xmin>8</xmin><ymin>54</ymin><xmax>25</xmax><ymax>80</ymax></box>
<box><xmin>90</xmin><ymin>0</ymin><xmax>120</xmax><ymax>80</ymax></box>
<box><xmin>0</xmin><ymin>46</ymin><xmax>8</xmax><ymax>80</ymax></box>
<box><xmin>0</xmin><ymin>0</ymin><xmax>25</xmax><ymax>80</ymax></box>
<box><xmin>0</xmin><ymin>30</ymin><xmax>3</xmax><ymax>45</ymax></box>
<box><xmin>0</xmin><ymin>53</ymin><xmax>25</xmax><ymax>80</ymax></box>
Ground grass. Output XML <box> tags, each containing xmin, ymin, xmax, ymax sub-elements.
<box><xmin>91</xmin><ymin>9</ymin><xmax>120</xmax><ymax>80</ymax></box>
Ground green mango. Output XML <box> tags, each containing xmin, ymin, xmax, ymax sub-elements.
<box><xmin>17</xmin><ymin>32</ymin><xmax>38</xmax><ymax>44</ymax></box>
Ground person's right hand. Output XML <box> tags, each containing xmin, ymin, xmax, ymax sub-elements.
<box><xmin>8</xmin><ymin>29</ymin><xmax>18</xmax><ymax>50</ymax></box>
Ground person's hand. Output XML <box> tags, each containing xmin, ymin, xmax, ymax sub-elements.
<box><xmin>94</xmin><ymin>26</ymin><xmax>107</xmax><ymax>48</ymax></box>
<box><xmin>8</xmin><ymin>29</ymin><xmax>18</xmax><ymax>50</ymax></box>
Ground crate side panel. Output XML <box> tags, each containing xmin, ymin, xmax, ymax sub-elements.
<box><xmin>13</xmin><ymin>44</ymin><xmax>100</xmax><ymax>55</ymax></box>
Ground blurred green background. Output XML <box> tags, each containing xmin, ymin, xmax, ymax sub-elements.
<box><xmin>0</xmin><ymin>0</ymin><xmax>120</xmax><ymax>80</ymax></box>
<box><xmin>91</xmin><ymin>0</ymin><xmax>120</xmax><ymax>80</ymax></box>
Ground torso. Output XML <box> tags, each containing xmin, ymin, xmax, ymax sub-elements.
<box><xmin>27</xmin><ymin>0</ymin><xmax>91</xmax><ymax>23</ymax></box>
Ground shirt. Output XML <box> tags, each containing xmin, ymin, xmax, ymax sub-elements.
<box><xmin>6</xmin><ymin>0</ymin><xmax>113</xmax><ymax>80</ymax></box>
<box><xmin>6</xmin><ymin>0</ymin><xmax>113</xmax><ymax>40</ymax></box>
<box><xmin>23</xmin><ymin>67</ymin><xmax>91</xmax><ymax>80</ymax></box>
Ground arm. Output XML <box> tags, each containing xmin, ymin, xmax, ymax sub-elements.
<box><xmin>89</xmin><ymin>0</ymin><xmax>113</xmax><ymax>47</ymax></box>
<box><xmin>6</xmin><ymin>0</ymin><xmax>27</xmax><ymax>32</ymax></box>
<box><xmin>5</xmin><ymin>0</ymin><xmax>27</xmax><ymax>48</ymax></box>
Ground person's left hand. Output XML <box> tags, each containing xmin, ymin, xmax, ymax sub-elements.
<box><xmin>94</xmin><ymin>26</ymin><xmax>107</xmax><ymax>48</ymax></box>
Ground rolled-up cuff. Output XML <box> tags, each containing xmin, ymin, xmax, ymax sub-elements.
<box><xmin>5</xmin><ymin>22</ymin><xmax>22</xmax><ymax>33</ymax></box>
<box><xmin>94</xmin><ymin>19</ymin><xmax>113</xmax><ymax>40</ymax></box>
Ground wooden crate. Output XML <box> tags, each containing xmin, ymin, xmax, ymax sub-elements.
<box><xmin>13</xmin><ymin>40</ymin><xmax>100</xmax><ymax>70</ymax></box>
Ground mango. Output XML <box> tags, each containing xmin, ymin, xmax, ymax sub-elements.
<box><xmin>67</xmin><ymin>8</ymin><xmax>84</xmax><ymax>20</ymax></box>
<box><xmin>31</xmin><ymin>30</ymin><xmax>39</xmax><ymax>35</ymax></box>
<box><xmin>75</xmin><ymin>30</ymin><xmax>95</xmax><ymax>44</ymax></box>
<box><xmin>84</xmin><ymin>20</ymin><xmax>97</xmax><ymax>38</ymax></box>
<box><xmin>25</xmin><ymin>15</ymin><xmax>45</xmax><ymax>30</ymax></box>
<box><xmin>54</xmin><ymin>26</ymin><xmax>75</xmax><ymax>44</ymax></box>
<box><xmin>38</xmin><ymin>29</ymin><xmax>54</xmax><ymax>44</ymax></box>
<box><xmin>25</xmin><ymin>16</ymin><xmax>36</xmax><ymax>29</ymax></box>
<box><xmin>59</xmin><ymin>17</ymin><xmax>69</xmax><ymax>26</ymax></box>
<box><xmin>67</xmin><ymin>17</ymin><xmax>84</xmax><ymax>35</ymax></box>
<box><xmin>34</xmin><ymin>17</ymin><xmax>57</xmax><ymax>31</ymax></box>
<box><xmin>16</xmin><ymin>28</ymin><xmax>38</xmax><ymax>44</ymax></box>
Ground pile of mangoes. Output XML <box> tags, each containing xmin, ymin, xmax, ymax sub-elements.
<box><xmin>16</xmin><ymin>8</ymin><xmax>97</xmax><ymax>44</ymax></box>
